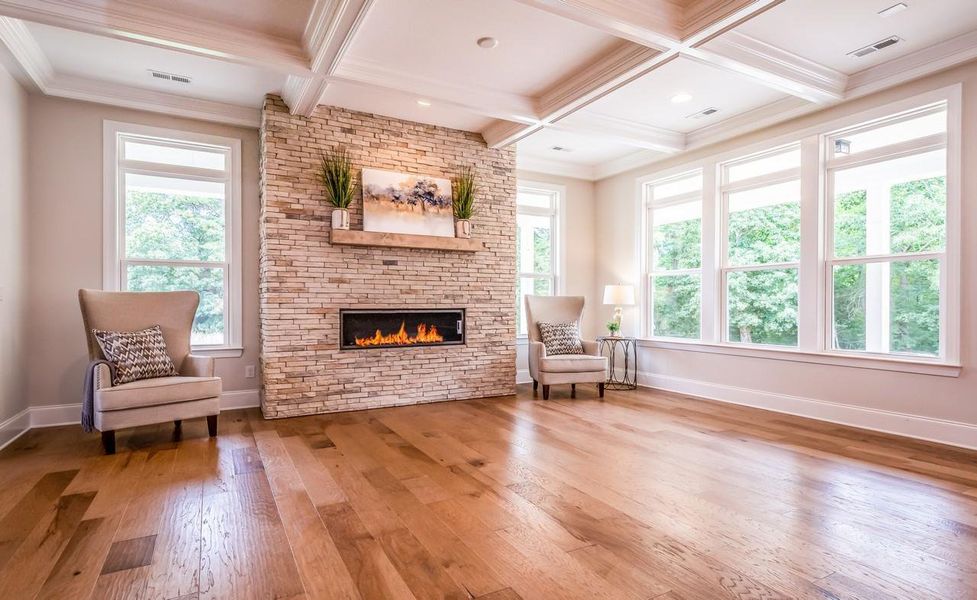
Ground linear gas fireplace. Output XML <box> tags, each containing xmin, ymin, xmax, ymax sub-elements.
<box><xmin>340</xmin><ymin>308</ymin><xmax>466</xmax><ymax>350</ymax></box>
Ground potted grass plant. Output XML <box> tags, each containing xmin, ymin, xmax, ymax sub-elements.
<box><xmin>452</xmin><ymin>166</ymin><xmax>477</xmax><ymax>239</ymax></box>
<box><xmin>319</xmin><ymin>147</ymin><xmax>356</xmax><ymax>230</ymax></box>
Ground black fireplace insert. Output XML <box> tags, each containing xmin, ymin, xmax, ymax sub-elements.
<box><xmin>340</xmin><ymin>308</ymin><xmax>465</xmax><ymax>350</ymax></box>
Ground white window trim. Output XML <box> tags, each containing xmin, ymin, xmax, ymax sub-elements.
<box><xmin>516</xmin><ymin>181</ymin><xmax>566</xmax><ymax>342</ymax></box>
<box><xmin>102</xmin><ymin>120</ymin><xmax>243</xmax><ymax>358</ymax></box>
<box><xmin>719</xmin><ymin>144</ymin><xmax>802</xmax><ymax>348</ymax></box>
<box><xmin>640</xmin><ymin>170</ymin><xmax>704</xmax><ymax>342</ymax></box>
<box><xmin>632</xmin><ymin>84</ymin><xmax>962</xmax><ymax>377</ymax></box>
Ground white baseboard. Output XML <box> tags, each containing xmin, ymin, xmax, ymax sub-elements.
<box><xmin>0</xmin><ymin>408</ymin><xmax>31</xmax><ymax>451</ymax></box>
<box><xmin>220</xmin><ymin>389</ymin><xmax>261</xmax><ymax>410</ymax></box>
<box><xmin>0</xmin><ymin>389</ymin><xmax>261</xmax><ymax>451</ymax></box>
<box><xmin>516</xmin><ymin>369</ymin><xmax>532</xmax><ymax>384</ymax></box>
<box><xmin>637</xmin><ymin>371</ymin><xmax>977</xmax><ymax>451</ymax></box>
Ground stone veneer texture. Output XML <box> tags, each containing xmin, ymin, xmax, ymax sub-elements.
<box><xmin>259</xmin><ymin>97</ymin><xmax>516</xmax><ymax>418</ymax></box>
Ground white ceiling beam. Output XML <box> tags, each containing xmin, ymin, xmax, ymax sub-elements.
<box><xmin>484</xmin><ymin>41</ymin><xmax>670</xmax><ymax>148</ymax></box>
<box><xmin>283</xmin><ymin>0</ymin><xmax>377</xmax><ymax>116</ymax></box>
<box><xmin>510</xmin><ymin>0</ymin><xmax>679</xmax><ymax>49</ymax></box>
<box><xmin>0</xmin><ymin>0</ymin><xmax>309</xmax><ymax>74</ymax></box>
<box><xmin>551</xmin><ymin>112</ymin><xmax>686</xmax><ymax>153</ymax></box>
<box><xmin>510</xmin><ymin>0</ymin><xmax>845</xmax><ymax>107</ymax></box>
<box><xmin>594</xmin><ymin>30</ymin><xmax>977</xmax><ymax>178</ymax></box>
<box><xmin>683</xmin><ymin>31</ymin><xmax>847</xmax><ymax>104</ymax></box>
<box><xmin>489</xmin><ymin>0</ymin><xmax>792</xmax><ymax>149</ymax></box>
<box><xmin>483</xmin><ymin>119</ymin><xmax>543</xmax><ymax>148</ymax></box>
<box><xmin>332</xmin><ymin>56</ymin><xmax>538</xmax><ymax>123</ymax></box>
<box><xmin>535</xmin><ymin>41</ymin><xmax>668</xmax><ymax>122</ymax></box>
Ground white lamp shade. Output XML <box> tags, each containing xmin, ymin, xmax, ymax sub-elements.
<box><xmin>603</xmin><ymin>284</ymin><xmax>635</xmax><ymax>305</ymax></box>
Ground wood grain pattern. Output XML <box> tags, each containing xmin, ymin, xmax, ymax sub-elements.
<box><xmin>329</xmin><ymin>229</ymin><xmax>487</xmax><ymax>252</ymax></box>
<box><xmin>100</xmin><ymin>535</ymin><xmax>157</xmax><ymax>575</ymax></box>
<box><xmin>0</xmin><ymin>385</ymin><xmax>975</xmax><ymax>599</ymax></box>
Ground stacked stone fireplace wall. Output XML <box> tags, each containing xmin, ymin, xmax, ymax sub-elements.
<box><xmin>259</xmin><ymin>97</ymin><xmax>516</xmax><ymax>417</ymax></box>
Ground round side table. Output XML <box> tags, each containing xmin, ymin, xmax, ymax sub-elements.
<box><xmin>596</xmin><ymin>336</ymin><xmax>637</xmax><ymax>390</ymax></box>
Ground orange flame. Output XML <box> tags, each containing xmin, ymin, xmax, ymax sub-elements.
<box><xmin>354</xmin><ymin>321</ymin><xmax>444</xmax><ymax>347</ymax></box>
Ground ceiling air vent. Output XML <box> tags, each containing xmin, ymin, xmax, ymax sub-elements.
<box><xmin>550</xmin><ymin>146</ymin><xmax>573</xmax><ymax>152</ymax></box>
<box><xmin>686</xmin><ymin>107</ymin><xmax>719</xmax><ymax>119</ymax></box>
<box><xmin>848</xmin><ymin>36</ymin><xmax>902</xmax><ymax>58</ymax></box>
<box><xmin>149</xmin><ymin>69</ymin><xmax>192</xmax><ymax>84</ymax></box>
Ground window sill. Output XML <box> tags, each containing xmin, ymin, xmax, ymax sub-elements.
<box><xmin>191</xmin><ymin>346</ymin><xmax>244</xmax><ymax>358</ymax></box>
<box><xmin>635</xmin><ymin>338</ymin><xmax>961</xmax><ymax>377</ymax></box>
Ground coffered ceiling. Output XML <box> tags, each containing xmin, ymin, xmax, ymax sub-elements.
<box><xmin>1</xmin><ymin>0</ymin><xmax>975</xmax><ymax>180</ymax></box>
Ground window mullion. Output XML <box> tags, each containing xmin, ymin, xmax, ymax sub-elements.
<box><xmin>700</xmin><ymin>163</ymin><xmax>718</xmax><ymax>343</ymax></box>
<box><xmin>798</xmin><ymin>135</ymin><xmax>821</xmax><ymax>352</ymax></box>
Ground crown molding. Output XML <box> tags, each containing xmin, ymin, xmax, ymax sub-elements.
<box><xmin>282</xmin><ymin>0</ymin><xmax>376</xmax><ymax>116</ymax></box>
<box><xmin>593</xmin><ymin>148</ymin><xmax>668</xmax><ymax>180</ymax></box>
<box><xmin>0</xmin><ymin>17</ymin><xmax>259</xmax><ymax>127</ymax></box>
<box><xmin>517</xmin><ymin>155</ymin><xmax>597</xmax><ymax>181</ymax></box>
<box><xmin>686</xmin><ymin>31</ymin><xmax>846</xmax><ymax>103</ymax></box>
<box><xmin>684</xmin><ymin>95</ymin><xmax>813</xmax><ymax>148</ymax></box>
<box><xmin>333</xmin><ymin>55</ymin><xmax>538</xmax><ymax>123</ymax></box>
<box><xmin>47</xmin><ymin>74</ymin><xmax>260</xmax><ymax>127</ymax></box>
<box><xmin>593</xmin><ymin>96</ymin><xmax>813</xmax><ymax>178</ymax></box>
<box><xmin>0</xmin><ymin>0</ymin><xmax>309</xmax><ymax>73</ymax></box>
<box><xmin>0</xmin><ymin>16</ymin><xmax>52</xmax><ymax>91</ymax></box>
<box><xmin>845</xmin><ymin>29</ymin><xmax>977</xmax><ymax>99</ymax></box>
<box><xmin>589</xmin><ymin>31</ymin><xmax>977</xmax><ymax>179</ymax></box>
<box><xmin>553</xmin><ymin>111</ymin><xmax>685</xmax><ymax>153</ymax></box>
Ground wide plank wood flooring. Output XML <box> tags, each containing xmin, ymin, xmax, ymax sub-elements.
<box><xmin>1</xmin><ymin>384</ymin><xmax>976</xmax><ymax>599</ymax></box>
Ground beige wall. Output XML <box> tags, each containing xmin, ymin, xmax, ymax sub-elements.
<box><xmin>516</xmin><ymin>170</ymin><xmax>597</xmax><ymax>381</ymax></box>
<box><xmin>0</xmin><ymin>63</ymin><xmax>29</xmax><ymax>429</ymax></box>
<box><xmin>26</xmin><ymin>95</ymin><xmax>261</xmax><ymax>408</ymax></box>
<box><xmin>594</xmin><ymin>60</ymin><xmax>977</xmax><ymax>430</ymax></box>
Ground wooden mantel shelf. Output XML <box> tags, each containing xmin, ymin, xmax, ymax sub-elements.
<box><xmin>329</xmin><ymin>229</ymin><xmax>486</xmax><ymax>252</ymax></box>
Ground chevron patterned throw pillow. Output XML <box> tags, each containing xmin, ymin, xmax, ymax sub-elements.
<box><xmin>93</xmin><ymin>325</ymin><xmax>179</xmax><ymax>385</ymax></box>
<box><xmin>537</xmin><ymin>321</ymin><xmax>584</xmax><ymax>355</ymax></box>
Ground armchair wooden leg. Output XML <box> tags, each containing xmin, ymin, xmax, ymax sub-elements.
<box><xmin>533</xmin><ymin>380</ymin><xmax>538</xmax><ymax>393</ymax></box>
<box><xmin>207</xmin><ymin>414</ymin><xmax>218</xmax><ymax>438</ymax></box>
<box><xmin>542</xmin><ymin>385</ymin><xmax>550</xmax><ymax>400</ymax></box>
<box><xmin>598</xmin><ymin>383</ymin><xmax>605</xmax><ymax>399</ymax></box>
<box><xmin>173</xmin><ymin>419</ymin><xmax>183</xmax><ymax>441</ymax></box>
<box><xmin>571</xmin><ymin>384</ymin><xmax>576</xmax><ymax>398</ymax></box>
<box><xmin>101</xmin><ymin>430</ymin><xmax>116</xmax><ymax>455</ymax></box>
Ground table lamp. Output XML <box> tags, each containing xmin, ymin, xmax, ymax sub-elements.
<box><xmin>602</xmin><ymin>284</ymin><xmax>635</xmax><ymax>335</ymax></box>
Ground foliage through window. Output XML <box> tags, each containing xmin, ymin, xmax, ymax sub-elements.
<box><xmin>721</xmin><ymin>147</ymin><xmax>801</xmax><ymax>346</ymax></box>
<box><xmin>645</xmin><ymin>172</ymin><xmax>701</xmax><ymax>339</ymax></box>
<box><xmin>828</xmin><ymin>105</ymin><xmax>948</xmax><ymax>357</ymax></box>
<box><xmin>105</xmin><ymin>123</ymin><xmax>240</xmax><ymax>349</ymax></box>
<box><xmin>516</xmin><ymin>186</ymin><xmax>560</xmax><ymax>336</ymax></box>
<box><xmin>637</xmin><ymin>92</ymin><xmax>958</xmax><ymax>368</ymax></box>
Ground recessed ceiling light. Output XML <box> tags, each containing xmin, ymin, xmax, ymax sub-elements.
<box><xmin>670</xmin><ymin>92</ymin><xmax>693</xmax><ymax>104</ymax></box>
<box><xmin>416</xmin><ymin>99</ymin><xmax>431</xmax><ymax>107</ymax></box>
<box><xmin>878</xmin><ymin>3</ymin><xmax>908</xmax><ymax>17</ymax></box>
<box><xmin>476</xmin><ymin>37</ymin><xmax>498</xmax><ymax>49</ymax></box>
<box><xmin>550</xmin><ymin>146</ymin><xmax>573</xmax><ymax>153</ymax></box>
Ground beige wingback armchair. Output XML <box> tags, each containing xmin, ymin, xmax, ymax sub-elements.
<box><xmin>525</xmin><ymin>295</ymin><xmax>607</xmax><ymax>400</ymax></box>
<box><xmin>79</xmin><ymin>289</ymin><xmax>221</xmax><ymax>453</ymax></box>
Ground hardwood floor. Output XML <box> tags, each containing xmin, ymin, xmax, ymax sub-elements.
<box><xmin>1</xmin><ymin>384</ymin><xmax>975</xmax><ymax>599</ymax></box>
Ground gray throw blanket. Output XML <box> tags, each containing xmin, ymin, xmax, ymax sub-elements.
<box><xmin>82</xmin><ymin>360</ymin><xmax>115</xmax><ymax>433</ymax></box>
